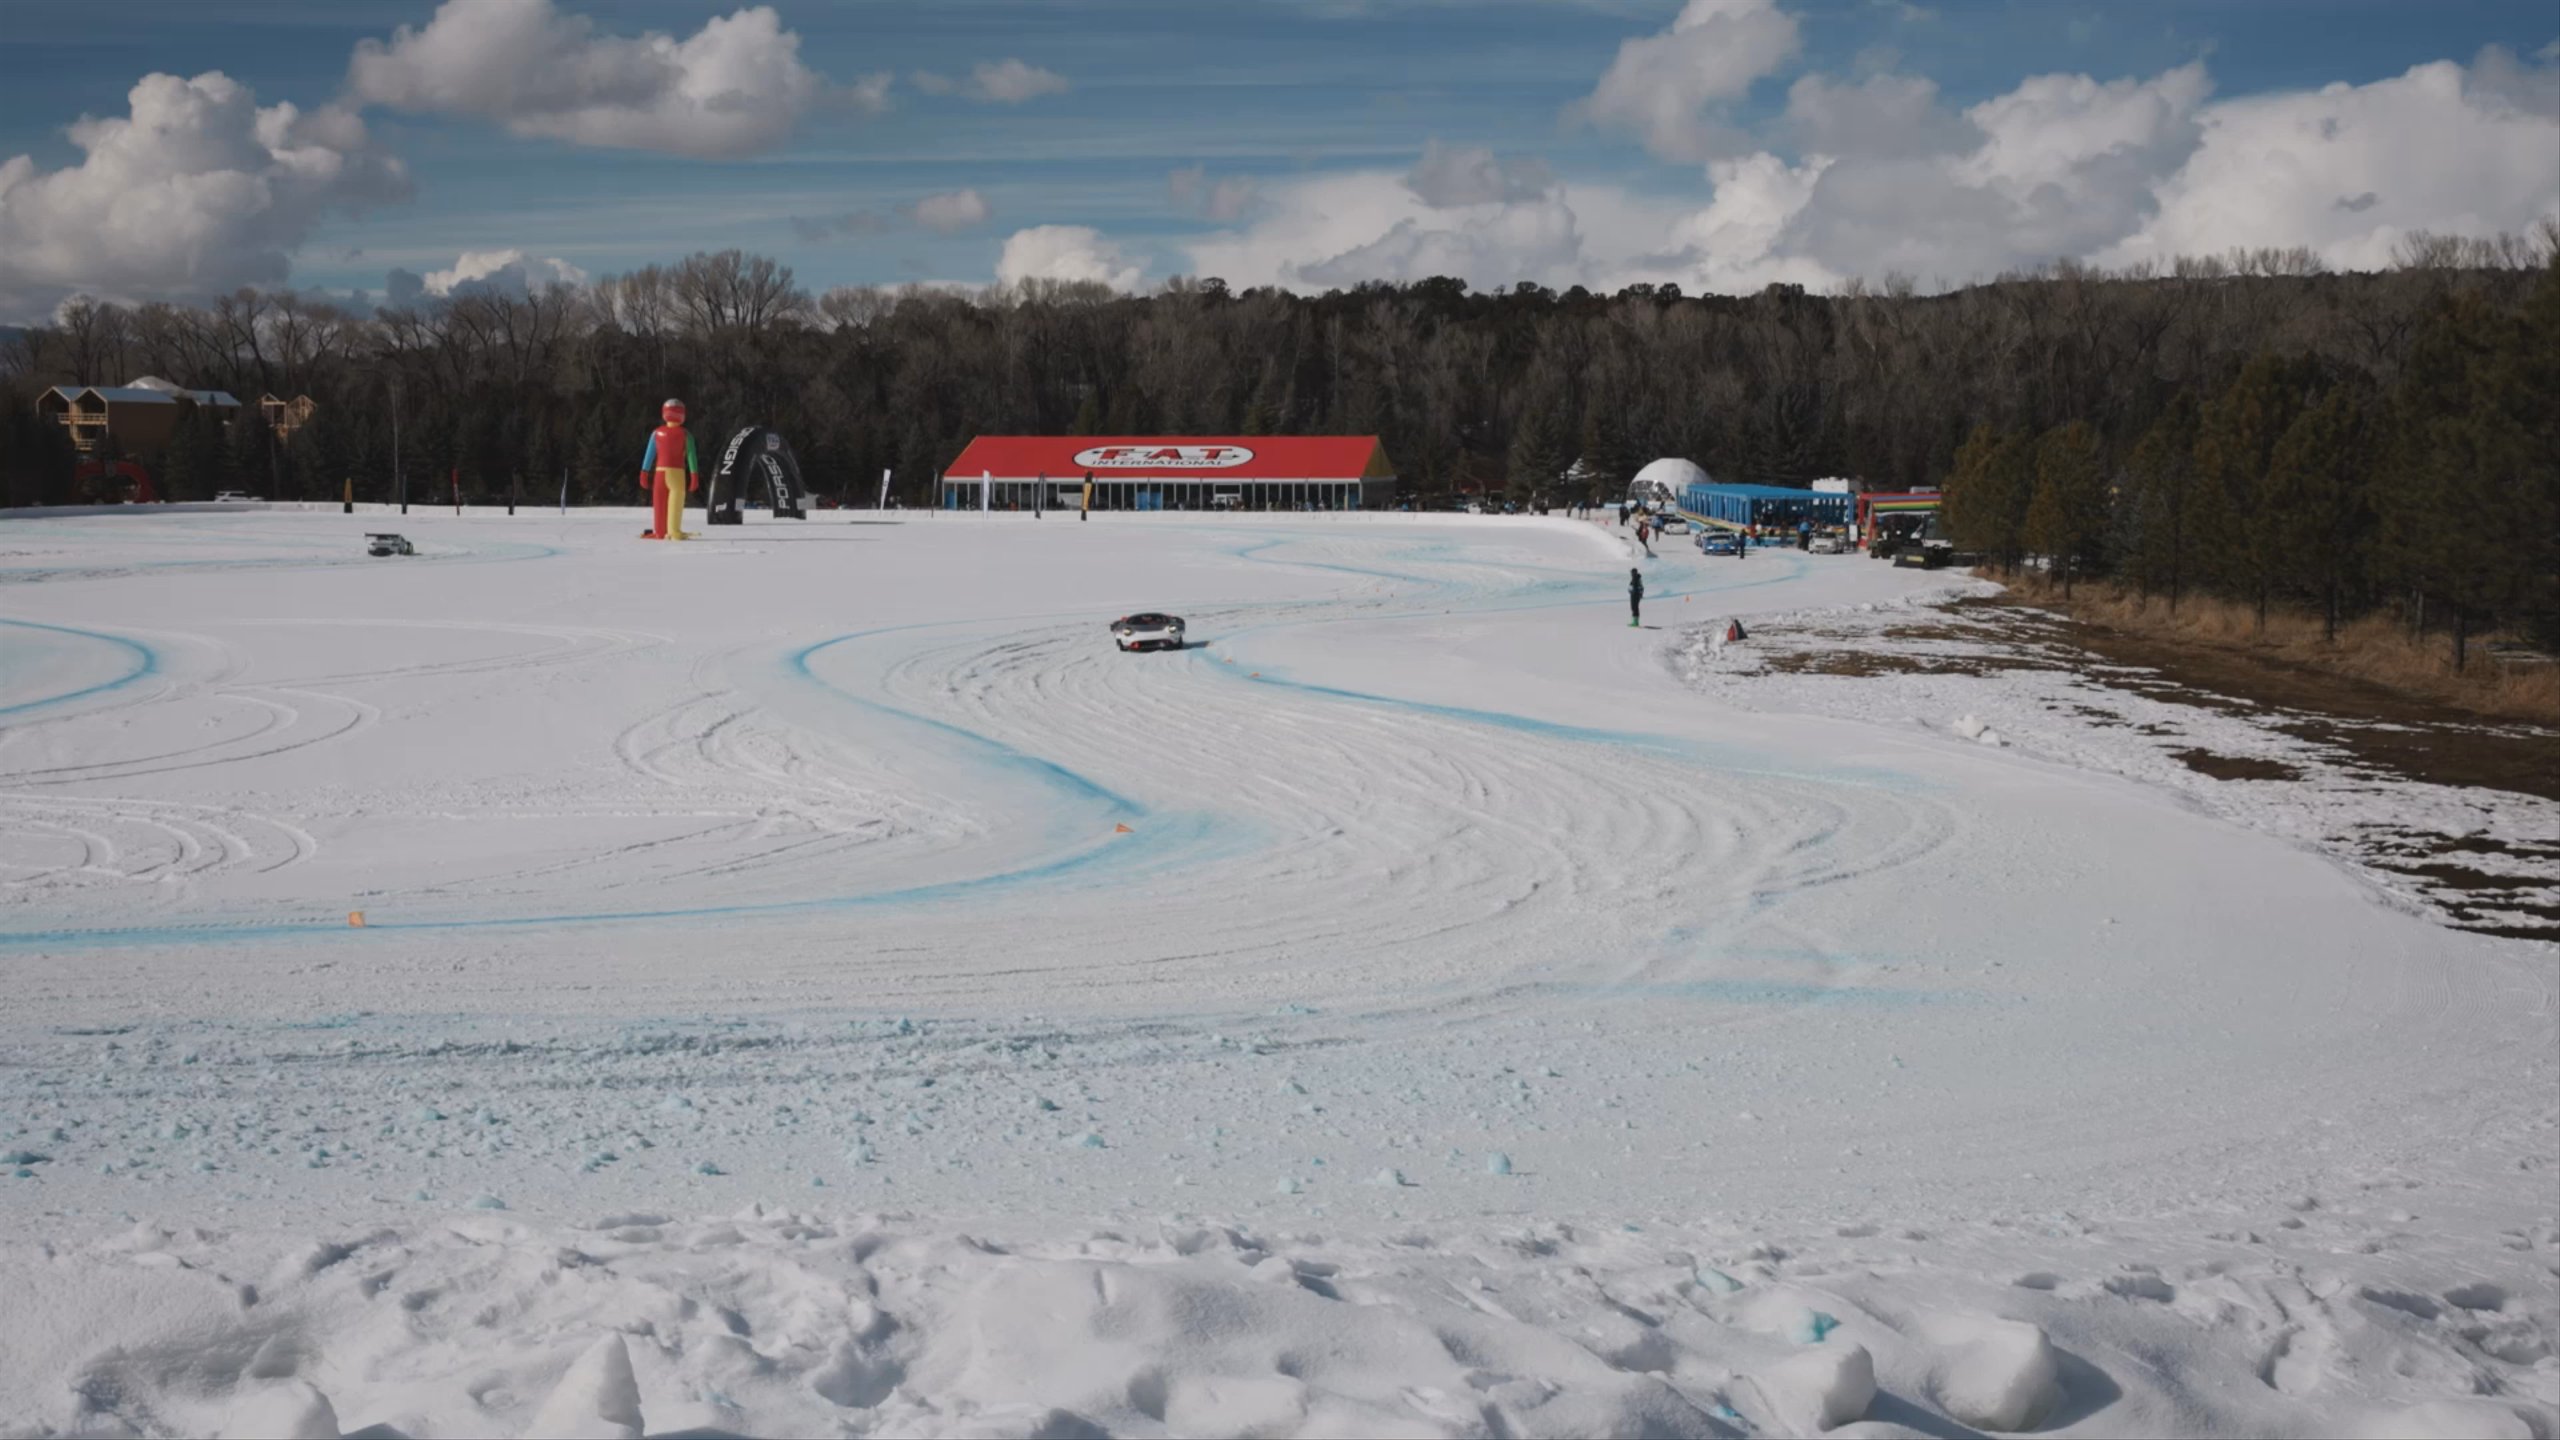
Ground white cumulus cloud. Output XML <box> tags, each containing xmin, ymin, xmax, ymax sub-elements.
<box><xmin>2100</xmin><ymin>51</ymin><xmax>2560</xmax><ymax>272</ymax></box>
<box><xmin>1175</xmin><ymin>165</ymin><xmax>1828</xmax><ymax>297</ymax></box>
<box><xmin>1129</xmin><ymin>44</ymin><xmax>2554</xmax><ymax>300</ymax></box>
<box><xmin>1168</xmin><ymin>165</ymin><xmax>1260</xmax><ymax>223</ymax></box>
<box><xmin>1577</xmin><ymin>0</ymin><xmax>1802</xmax><ymax>162</ymax></box>
<box><xmin>1404</xmin><ymin>139</ymin><xmax>1553</xmax><ymax>207</ymax></box>
<box><xmin>346</xmin><ymin>0</ymin><xmax>856</xmax><ymax>158</ymax></box>
<box><xmin>1767</xmin><ymin>62</ymin><xmax>2214</xmax><ymax>282</ymax></box>
<box><xmin>790</xmin><ymin>190</ymin><xmax>992</xmax><ymax>240</ymax></box>
<box><xmin>996</xmin><ymin>225</ymin><xmax>1145</xmax><ymax>291</ymax></box>
<box><xmin>909</xmin><ymin>189</ymin><xmax>991</xmax><ymax>233</ymax></box>
<box><xmin>386</xmin><ymin>248</ymin><xmax>589</xmax><ymax>305</ymax></box>
<box><xmin>1768</xmin><ymin>50</ymin><xmax>2557</xmax><ymax>284</ymax></box>
<box><xmin>914</xmin><ymin>59</ymin><xmax>1068</xmax><ymax>104</ymax></box>
<box><xmin>0</xmin><ymin>71</ymin><xmax>408</xmax><ymax>318</ymax></box>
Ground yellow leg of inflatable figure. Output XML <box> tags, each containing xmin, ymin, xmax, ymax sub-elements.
<box><xmin>658</xmin><ymin>467</ymin><xmax>688</xmax><ymax>540</ymax></box>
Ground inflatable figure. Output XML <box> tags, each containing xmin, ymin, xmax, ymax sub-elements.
<box><xmin>639</xmin><ymin>398</ymin><xmax>699</xmax><ymax>539</ymax></box>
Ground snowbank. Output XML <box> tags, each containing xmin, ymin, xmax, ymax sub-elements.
<box><xmin>10</xmin><ymin>1208</ymin><xmax>2553</xmax><ymax>1438</ymax></box>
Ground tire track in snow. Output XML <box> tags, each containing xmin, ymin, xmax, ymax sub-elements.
<box><xmin>0</xmin><ymin>529</ymin><xmax>1944</xmax><ymax>1002</ymax></box>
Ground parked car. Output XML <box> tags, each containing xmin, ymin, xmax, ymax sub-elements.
<box><xmin>365</xmin><ymin>533</ymin><xmax>414</xmax><ymax>557</ymax></box>
<box><xmin>1809</xmin><ymin>532</ymin><xmax>1845</xmax><ymax>554</ymax></box>
<box><xmin>1110</xmin><ymin>613</ymin><xmax>1186</xmax><ymax>652</ymax></box>
<box><xmin>1655</xmin><ymin>515</ymin><xmax>1690</xmax><ymax>534</ymax></box>
<box><xmin>213</xmin><ymin>491</ymin><xmax>254</xmax><ymax>503</ymax></box>
<box><xmin>1696</xmin><ymin>530</ymin><xmax>1741</xmax><ymax>556</ymax></box>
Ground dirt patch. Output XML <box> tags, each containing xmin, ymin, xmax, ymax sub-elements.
<box><xmin>1994</xmin><ymin>578</ymin><xmax>2560</xmax><ymax>725</ymax></box>
<box><xmin>1713</xmin><ymin>589</ymin><xmax>2558</xmax><ymax>942</ymax></box>
<box><xmin>1763</xmin><ymin>611</ymin><xmax>2076</xmax><ymax>679</ymax></box>
<box><xmin>1765</xmin><ymin>651</ymin><xmax>2062</xmax><ymax>678</ymax></box>
<box><xmin>2406</xmin><ymin>834</ymin><xmax>2560</xmax><ymax>863</ymax></box>
<box><xmin>1982</xmin><ymin>594</ymin><xmax>2560</xmax><ymax>805</ymax></box>
<box><xmin>2169</xmin><ymin>749</ymin><xmax>2303</xmax><ymax>782</ymax></box>
<box><xmin>2270</xmin><ymin>715</ymin><xmax>2560</xmax><ymax>803</ymax></box>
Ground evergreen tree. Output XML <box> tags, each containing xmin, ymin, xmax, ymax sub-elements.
<box><xmin>1940</xmin><ymin>423</ymin><xmax>2005</xmax><ymax>559</ymax></box>
<box><xmin>221</xmin><ymin>411</ymin><xmax>273</xmax><ymax>499</ymax></box>
<box><xmin>2434</xmin><ymin>285</ymin><xmax>2560</xmax><ymax>666</ymax></box>
<box><xmin>295</xmin><ymin>410</ymin><xmax>353</xmax><ymax>509</ymax></box>
<box><xmin>1505</xmin><ymin>399</ymin><xmax>1567</xmax><ymax>501</ymax></box>
<box><xmin>570</xmin><ymin>401</ymin><xmax>621</xmax><ymax>507</ymax></box>
<box><xmin>2195</xmin><ymin>354</ymin><xmax>2317</xmax><ymax>623</ymax></box>
<box><xmin>1946</xmin><ymin>426</ymin><xmax>2036</xmax><ymax>573</ymax></box>
<box><xmin>2025</xmin><ymin>421</ymin><xmax>2106</xmax><ymax>595</ymax></box>
<box><xmin>159</xmin><ymin>407</ymin><xmax>220</xmax><ymax>502</ymax></box>
<box><xmin>2497</xmin><ymin>257</ymin><xmax>2560</xmax><ymax>649</ymax></box>
<box><xmin>2122</xmin><ymin>392</ymin><xmax>2200</xmax><ymax>608</ymax></box>
<box><xmin>1</xmin><ymin>406</ymin><xmax>78</xmax><ymax>506</ymax></box>
<box><xmin>1577</xmin><ymin>402</ymin><xmax>1636</xmax><ymax>501</ymax></box>
<box><xmin>2376</xmin><ymin>295</ymin><xmax>2499</xmax><ymax>665</ymax></box>
<box><xmin>2259</xmin><ymin>386</ymin><xmax>2374</xmax><ymax>639</ymax></box>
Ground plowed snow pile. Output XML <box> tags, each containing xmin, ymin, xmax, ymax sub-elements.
<box><xmin>3</xmin><ymin>509</ymin><xmax>2552</xmax><ymax>1438</ymax></box>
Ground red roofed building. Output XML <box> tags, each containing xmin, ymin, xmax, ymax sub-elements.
<box><xmin>942</xmin><ymin>436</ymin><xmax>1395</xmax><ymax>512</ymax></box>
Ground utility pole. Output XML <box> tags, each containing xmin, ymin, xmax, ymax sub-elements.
<box><xmin>391</xmin><ymin>373</ymin><xmax>406</xmax><ymax>515</ymax></box>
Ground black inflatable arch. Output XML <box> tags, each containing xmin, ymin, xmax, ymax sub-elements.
<box><xmin>707</xmin><ymin>426</ymin><xmax>811</xmax><ymax>523</ymax></box>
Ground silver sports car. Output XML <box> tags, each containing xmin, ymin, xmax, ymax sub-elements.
<box><xmin>1111</xmin><ymin>613</ymin><xmax>1186</xmax><ymax>652</ymax></box>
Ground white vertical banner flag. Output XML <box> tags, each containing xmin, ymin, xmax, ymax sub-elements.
<box><xmin>877</xmin><ymin>468</ymin><xmax>892</xmax><ymax>510</ymax></box>
<box><xmin>981</xmin><ymin>469</ymin><xmax>991</xmax><ymax>513</ymax></box>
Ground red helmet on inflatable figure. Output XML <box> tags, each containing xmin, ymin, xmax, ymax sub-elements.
<box><xmin>661</xmin><ymin>398</ymin><xmax>686</xmax><ymax>425</ymax></box>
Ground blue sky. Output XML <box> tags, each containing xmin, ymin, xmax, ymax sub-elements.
<box><xmin>0</xmin><ymin>0</ymin><xmax>2554</xmax><ymax>314</ymax></box>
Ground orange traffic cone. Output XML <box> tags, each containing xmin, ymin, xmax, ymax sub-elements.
<box><xmin>1113</xmin><ymin>823</ymin><xmax>1134</xmax><ymax>834</ymax></box>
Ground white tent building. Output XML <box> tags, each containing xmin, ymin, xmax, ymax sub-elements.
<box><xmin>1625</xmin><ymin>457</ymin><xmax>1707</xmax><ymax>510</ymax></box>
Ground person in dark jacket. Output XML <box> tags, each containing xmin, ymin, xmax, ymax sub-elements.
<box><xmin>1628</xmin><ymin>568</ymin><xmax>1644</xmax><ymax>626</ymax></box>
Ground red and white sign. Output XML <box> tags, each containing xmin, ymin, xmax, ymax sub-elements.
<box><xmin>1072</xmin><ymin>444</ymin><xmax>1253</xmax><ymax>470</ymax></box>
<box><xmin>948</xmin><ymin>435</ymin><xmax>1389</xmax><ymax>484</ymax></box>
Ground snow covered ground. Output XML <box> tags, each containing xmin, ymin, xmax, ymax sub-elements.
<box><xmin>3</xmin><ymin>508</ymin><xmax>2552</xmax><ymax>1438</ymax></box>
<box><xmin>1673</xmin><ymin>581</ymin><xmax>2560</xmax><ymax>941</ymax></box>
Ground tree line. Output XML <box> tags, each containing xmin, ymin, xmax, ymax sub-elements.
<box><xmin>1940</xmin><ymin>253</ymin><xmax>2558</xmax><ymax>665</ymax></box>
<box><xmin>2</xmin><ymin>231</ymin><xmax>2552</xmax><ymax>654</ymax></box>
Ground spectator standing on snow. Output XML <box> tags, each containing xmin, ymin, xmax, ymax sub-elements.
<box><xmin>1629</xmin><ymin>568</ymin><xmax>1644</xmax><ymax>627</ymax></box>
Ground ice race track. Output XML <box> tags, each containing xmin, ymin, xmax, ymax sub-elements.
<box><xmin>2</xmin><ymin>507</ymin><xmax>2552</xmax><ymax>1440</ymax></box>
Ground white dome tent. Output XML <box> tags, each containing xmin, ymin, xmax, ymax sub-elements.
<box><xmin>1626</xmin><ymin>457</ymin><xmax>1707</xmax><ymax>510</ymax></box>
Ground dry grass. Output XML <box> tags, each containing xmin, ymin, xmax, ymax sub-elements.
<box><xmin>1993</xmin><ymin>575</ymin><xmax>2560</xmax><ymax>726</ymax></box>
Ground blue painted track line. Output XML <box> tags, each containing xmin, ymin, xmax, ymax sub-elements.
<box><xmin>0</xmin><ymin>619</ymin><xmax>157</xmax><ymax>717</ymax></box>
